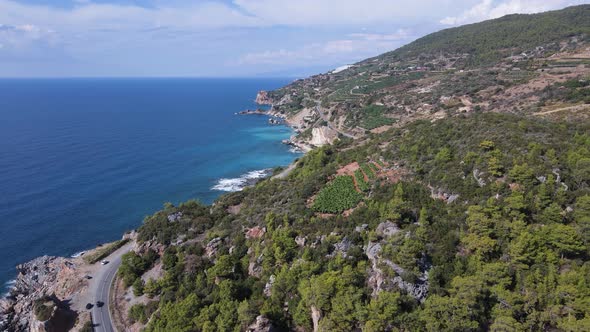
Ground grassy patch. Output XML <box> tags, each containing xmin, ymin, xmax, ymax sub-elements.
<box><xmin>312</xmin><ymin>176</ymin><xmax>363</xmax><ymax>213</ymax></box>
<box><xmin>33</xmin><ymin>296</ymin><xmax>55</xmax><ymax>321</ymax></box>
<box><xmin>358</xmin><ymin>105</ymin><xmax>397</xmax><ymax>130</ymax></box>
<box><xmin>354</xmin><ymin>169</ymin><xmax>370</xmax><ymax>192</ymax></box>
<box><xmin>84</xmin><ymin>239</ymin><xmax>130</xmax><ymax>264</ymax></box>
<box><xmin>360</xmin><ymin>163</ymin><xmax>376</xmax><ymax>180</ymax></box>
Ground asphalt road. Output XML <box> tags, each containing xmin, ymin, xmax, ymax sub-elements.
<box><xmin>90</xmin><ymin>243</ymin><xmax>132</xmax><ymax>332</ymax></box>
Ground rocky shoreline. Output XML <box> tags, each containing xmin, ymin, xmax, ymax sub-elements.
<box><xmin>0</xmin><ymin>256</ymin><xmax>87</xmax><ymax>332</ymax></box>
<box><xmin>0</xmin><ymin>90</ymin><xmax>316</xmax><ymax>332</ymax></box>
<box><xmin>253</xmin><ymin>91</ymin><xmax>321</xmax><ymax>153</ymax></box>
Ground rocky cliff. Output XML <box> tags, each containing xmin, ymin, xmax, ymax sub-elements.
<box><xmin>0</xmin><ymin>256</ymin><xmax>83</xmax><ymax>331</ymax></box>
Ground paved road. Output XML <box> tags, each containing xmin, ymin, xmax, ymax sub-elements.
<box><xmin>90</xmin><ymin>243</ymin><xmax>133</xmax><ymax>332</ymax></box>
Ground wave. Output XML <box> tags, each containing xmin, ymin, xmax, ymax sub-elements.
<box><xmin>2</xmin><ymin>279</ymin><xmax>16</xmax><ymax>298</ymax></box>
<box><xmin>71</xmin><ymin>251</ymin><xmax>86</xmax><ymax>258</ymax></box>
<box><xmin>212</xmin><ymin>169</ymin><xmax>272</xmax><ymax>192</ymax></box>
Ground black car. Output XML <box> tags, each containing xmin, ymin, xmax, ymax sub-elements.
<box><xmin>96</xmin><ymin>301</ymin><xmax>104</xmax><ymax>308</ymax></box>
<box><xmin>86</xmin><ymin>303</ymin><xmax>93</xmax><ymax>310</ymax></box>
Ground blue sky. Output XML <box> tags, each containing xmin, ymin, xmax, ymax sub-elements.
<box><xmin>0</xmin><ymin>0</ymin><xmax>587</xmax><ymax>77</ymax></box>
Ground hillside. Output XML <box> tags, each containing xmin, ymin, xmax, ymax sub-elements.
<box><xmin>2</xmin><ymin>5</ymin><xmax>590</xmax><ymax>332</ymax></box>
<box><xmin>259</xmin><ymin>5</ymin><xmax>590</xmax><ymax>149</ymax></box>
<box><xmin>103</xmin><ymin>6</ymin><xmax>590</xmax><ymax>332</ymax></box>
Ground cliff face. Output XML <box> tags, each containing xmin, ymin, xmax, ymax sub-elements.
<box><xmin>0</xmin><ymin>256</ymin><xmax>84</xmax><ymax>332</ymax></box>
<box><xmin>255</xmin><ymin>91</ymin><xmax>273</xmax><ymax>105</ymax></box>
<box><xmin>309</xmin><ymin>126</ymin><xmax>338</xmax><ymax>147</ymax></box>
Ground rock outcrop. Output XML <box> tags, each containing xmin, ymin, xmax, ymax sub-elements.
<box><xmin>0</xmin><ymin>257</ymin><xmax>81</xmax><ymax>332</ymax></box>
<box><xmin>255</xmin><ymin>91</ymin><xmax>273</xmax><ymax>105</ymax></box>
<box><xmin>365</xmin><ymin>241</ymin><xmax>429</xmax><ymax>302</ymax></box>
<box><xmin>246</xmin><ymin>315</ymin><xmax>277</xmax><ymax>332</ymax></box>
<box><xmin>309</xmin><ymin>126</ymin><xmax>338</xmax><ymax>146</ymax></box>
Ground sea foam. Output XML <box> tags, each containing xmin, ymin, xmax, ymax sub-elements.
<box><xmin>2</xmin><ymin>279</ymin><xmax>16</xmax><ymax>298</ymax></box>
<box><xmin>212</xmin><ymin>169</ymin><xmax>272</xmax><ymax>192</ymax></box>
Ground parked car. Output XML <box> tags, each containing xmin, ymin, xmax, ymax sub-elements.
<box><xmin>100</xmin><ymin>260</ymin><xmax>109</xmax><ymax>265</ymax></box>
<box><xmin>86</xmin><ymin>303</ymin><xmax>93</xmax><ymax>310</ymax></box>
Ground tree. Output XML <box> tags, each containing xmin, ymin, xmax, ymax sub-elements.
<box><xmin>480</xmin><ymin>140</ymin><xmax>496</xmax><ymax>151</ymax></box>
<box><xmin>509</xmin><ymin>163</ymin><xmax>536</xmax><ymax>187</ymax></box>
<box><xmin>146</xmin><ymin>294</ymin><xmax>201</xmax><ymax>332</ymax></box>
<box><xmin>133</xmin><ymin>278</ymin><xmax>145</xmax><ymax>296</ymax></box>
<box><xmin>540</xmin><ymin>224</ymin><xmax>585</xmax><ymax>257</ymax></box>
<box><xmin>365</xmin><ymin>291</ymin><xmax>401</xmax><ymax>331</ymax></box>
<box><xmin>462</xmin><ymin>206</ymin><xmax>497</xmax><ymax>259</ymax></box>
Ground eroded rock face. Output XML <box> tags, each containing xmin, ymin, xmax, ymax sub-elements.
<box><xmin>311</xmin><ymin>306</ymin><xmax>322</xmax><ymax>332</ymax></box>
<box><xmin>245</xmin><ymin>226</ymin><xmax>266</xmax><ymax>240</ymax></box>
<box><xmin>365</xmin><ymin>241</ymin><xmax>429</xmax><ymax>302</ymax></box>
<box><xmin>376</xmin><ymin>221</ymin><xmax>400</xmax><ymax>238</ymax></box>
<box><xmin>205</xmin><ymin>237</ymin><xmax>223</xmax><ymax>258</ymax></box>
<box><xmin>246</xmin><ymin>315</ymin><xmax>277</xmax><ymax>332</ymax></box>
<box><xmin>309</xmin><ymin>126</ymin><xmax>338</xmax><ymax>147</ymax></box>
<box><xmin>0</xmin><ymin>257</ymin><xmax>79</xmax><ymax>332</ymax></box>
<box><xmin>330</xmin><ymin>237</ymin><xmax>353</xmax><ymax>258</ymax></box>
<box><xmin>255</xmin><ymin>91</ymin><xmax>273</xmax><ymax>105</ymax></box>
<box><xmin>263</xmin><ymin>275</ymin><xmax>275</xmax><ymax>297</ymax></box>
<box><xmin>248</xmin><ymin>254</ymin><xmax>263</xmax><ymax>278</ymax></box>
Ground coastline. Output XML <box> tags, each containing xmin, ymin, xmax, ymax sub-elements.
<box><xmin>0</xmin><ymin>87</ymin><xmax>309</xmax><ymax>330</ymax></box>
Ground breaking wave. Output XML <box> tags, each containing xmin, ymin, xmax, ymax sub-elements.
<box><xmin>211</xmin><ymin>169</ymin><xmax>272</xmax><ymax>192</ymax></box>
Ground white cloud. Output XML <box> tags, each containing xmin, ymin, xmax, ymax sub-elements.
<box><xmin>348</xmin><ymin>29</ymin><xmax>411</xmax><ymax>41</ymax></box>
<box><xmin>233</xmin><ymin>0</ymin><xmax>465</xmax><ymax>26</ymax></box>
<box><xmin>440</xmin><ymin>0</ymin><xmax>588</xmax><ymax>25</ymax></box>
<box><xmin>0</xmin><ymin>0</ymin><xmax>263</xmax><ymax>31</ymax></box>
<box><xmin>0</xmin><ymin>23</ymin><xmax>57</xmax><ymax>50</ymax></box>
<box><xmin>236</xmin><ymin>31</ymin><xmax>415</xmax><ymax>66</ymax></box>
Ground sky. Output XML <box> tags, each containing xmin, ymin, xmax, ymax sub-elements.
<box><xmin>0</xmin><ymin>0</ymin><xmax>588</xmax><ymax>77</ymax></box>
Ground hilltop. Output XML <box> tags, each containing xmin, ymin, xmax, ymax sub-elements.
<box><xmin>258</xmin><ymin>5</ymin><xmax>590</xmax><ymax>149</ymax></box>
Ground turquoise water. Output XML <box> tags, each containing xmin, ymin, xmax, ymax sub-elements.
<box><xmin>0</xmin><ymin>78</ymin><xmax>299</xmax><ymax>291</ymax></box>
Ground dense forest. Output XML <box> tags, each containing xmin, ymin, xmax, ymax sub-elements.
<box><xmin>118</xmin><ymin>112</ymin><xmax>590</xmax><ymax>331</ymax></box>
<box><xmin>112</xmin><ymin>5</ymin><xmax>590</xmax><ymax>332</ymax></box>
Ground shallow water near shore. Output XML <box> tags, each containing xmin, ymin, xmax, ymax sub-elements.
<box><xmin>0</xmin><ymin>78</ymin><xmax>299</xmax><ymax>292</ymax></box>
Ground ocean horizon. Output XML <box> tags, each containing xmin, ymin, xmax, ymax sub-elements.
<box><xmin>0</xmin><ymin>77</ymin><xmax>299</xmax><ymax>292</ymax></box>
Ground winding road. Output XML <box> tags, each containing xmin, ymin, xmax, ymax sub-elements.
<box><xmin>90</xmin><ymin>242</ymin><xmax>133</xmax><ymax>332</ymax></box>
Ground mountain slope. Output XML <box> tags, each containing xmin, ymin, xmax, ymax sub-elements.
<box><xmin>2</xmin><ymin>5</ymin><xmax>590</xmax><ymax>332</ymax></box>
<box><xmin>259</xmin><ymin>5</ymin><xmax>590</xmax><ymax>148</ymax></box>
<box><xmin>107</xmin><ymin>6</ymin><xmax>590</xmax><ymax>332</ymax></box>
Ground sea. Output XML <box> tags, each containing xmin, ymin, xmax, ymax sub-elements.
<box><xmin>0</xmin><ymin>78</ymin><xmax>300</xmax><ymax>293</ymax></box>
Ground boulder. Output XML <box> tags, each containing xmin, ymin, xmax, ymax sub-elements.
<box><xmin>376</xmin><ymin>222</ymin><xmax>400</xmax><ymax>238</ymax></box>
<box><xmin>205</xmin><ymin>238</ymin><xmax>223</xmax><ymax>258</ymax></box>
<box><xmin>246</xmin><ymin>315</ymin><xmax>277</xmax><ymax>332</ymax></box>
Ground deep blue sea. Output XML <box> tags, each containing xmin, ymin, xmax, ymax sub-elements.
<box><xmin>0</xmin><ymin>78</ymin><xmax>299</xmax><ymax>291</ymax></box>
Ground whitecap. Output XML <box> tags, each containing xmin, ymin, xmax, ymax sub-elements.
<box><xmin>2</xmin><ymin>279</ymin><xmax>16</xmax><ymax>298</ymax></box>
<box><xmin>71</xmin><ymin>251</ymin><xmax>86</xmax><ymax>258</ymax></box>
<box><xmin>212</xmin><ymin>169</ymin><xmax>271</xmax><ymax>192</ymax></box>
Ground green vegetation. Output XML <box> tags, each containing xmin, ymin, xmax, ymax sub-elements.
<box><xmin>360</xmin><ymin>163</ymin><xmax>376</xmax><ymax>180</ymax></box>
<box><xmin>83</xmin><ymin>239</ymin><xmax>130</xmax><ymax>264</ymax></box>
<box><xmin>80</xmin><ymin>321</ymin><xmax>94</xmax><ymax>332</ymax></box>
<box><xmin>110</xmin><ymin>6</ymin><xmax>590</xmax><ymax>331</ymax></box>
<box><xmin>125</xmin><ymin>112</ymin><xmax>590</xmax><ymax>331</ymax></box>
<box><xmin>129</xmin><ymin>302</ymin><xmax>158</xmax><ymax>324</ymax></box>
<box><xmin>33</xmin><ymin>296</ymin><xmax>55</xmax><ymax>322</ymax></box>
<box><xmin>312</xmin><ymin>176</ymin><xmax>363</xmax><ymax>213</ymax></box>
<box><xmin>541</xmin><ymin>77</ymin><xmax>590</xmax><ymax>104</ymax></box>
<box><xmin>385</xmin><ymin>5</ymin><xmax>590</xmax><ymax>67</ymax></box>
<box><xmin>354</xmin><ymin>169</ymin><xmax>369</xmax><ymax>192</ymax></box>
<box><xmin>350</xmin><ymin>104</ymin><xmax>397</xmax><ymax>130</ymax></box>
<box><xmin>118</xmin><ymin>249</ymin><xmax>158</xmax><ymax>287</ymax></box>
